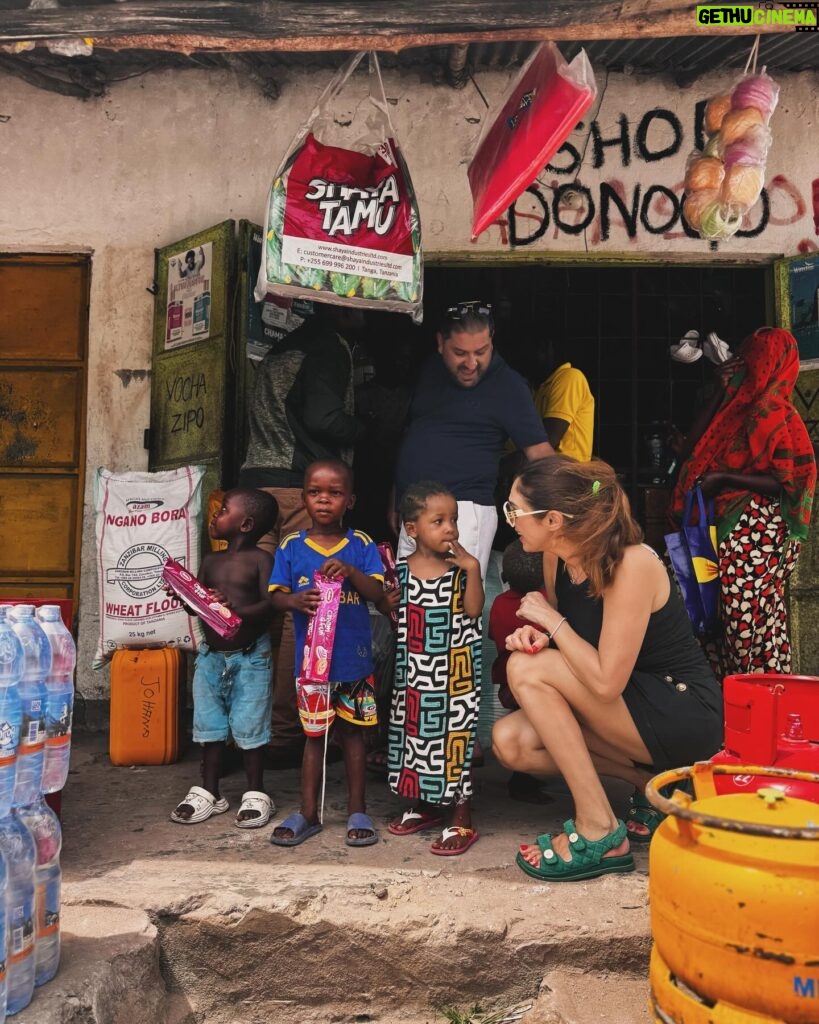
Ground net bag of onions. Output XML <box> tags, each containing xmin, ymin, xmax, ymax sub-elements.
<box><xmin>683</xmin><ymin>68</ymin><xmax>778</xmax><ymax>242</ymax></box>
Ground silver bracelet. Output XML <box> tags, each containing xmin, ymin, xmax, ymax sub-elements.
<box><xmin>548</xmin><ymin>616</ymin><xmax>567</xmax><ymax>640</ymax></box>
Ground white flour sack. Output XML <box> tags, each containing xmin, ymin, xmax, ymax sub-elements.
<box><xmin>93</xmin><ymin>465</ymin><xmax>206</xmax><ymax>667</ymax></box>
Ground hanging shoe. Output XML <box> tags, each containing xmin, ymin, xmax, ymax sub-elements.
<box><xmin>669</xmin><ymin>329</ymin><xmax>702</xmax><ymax>363</ymax></box>
<box><xmin>702</xmin><ymin>331</ymin><xmax>732</xmax><ymax>364</ymax></box>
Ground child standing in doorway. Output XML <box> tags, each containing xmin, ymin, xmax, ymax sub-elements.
<box><xmin>170</xmin><ymin>488</ymin><xmax>279</xmax><ymax>829</ymax></box>
<box><xmin>268</xmin><ymin>459</ymin><xmax>386</xmax><ymax>848</ymax></box>
<box><xmin>387</xmin><ymin>481</ymin><xmax>484</xmax><ymax>855</ymax></box>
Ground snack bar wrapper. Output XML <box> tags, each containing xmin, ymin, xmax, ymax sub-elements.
<box><xmin>377</xmin><ymin>542</ymin><xmax>400</xmax><ymax>630</ymax></box>
<box><xmin>161</xmin><ymin>557</ymin><xmax>242</xmax><ymax>641</ymax></box>
<box><xmin>300</xmin><ymin>572</ymin><xmax>342</xmax><ymax>683</ymax></box>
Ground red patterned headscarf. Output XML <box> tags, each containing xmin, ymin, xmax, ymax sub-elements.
<box><xmin>671</xmin><ymin>327</ymin><xmax>816</xmax><ymax>541</ymax></box>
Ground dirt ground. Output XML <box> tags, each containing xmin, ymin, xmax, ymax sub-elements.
<box><xmin>16</xmin><ymin>732</ymin><xmax>655</xmax><ymax>1024</ymax></box>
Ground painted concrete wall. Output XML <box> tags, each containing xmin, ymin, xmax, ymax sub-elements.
<box><xmin>0</xmin><ymin>63</ymin><xmax>816</xmax><ymax>702</ymax></box>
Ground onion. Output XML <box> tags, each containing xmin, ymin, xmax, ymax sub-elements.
<box><xmin>732</xmin><ymin>72</ymin><xmax>780</xmax><ymax>122</ymax></box>
<box><xmin>684</xmin><ymin>156</ymin><xmax>725</xmax><ymax>192</ymax></box>
<box><xmin>703</xmin><ymin>135</ymin><xmax>721</xmax><ymax>158</ymax></box>
<box><xmin>721</xmin><ymin>164</ymin><xmax>765</xmax><ymax>208</ymax></box>
<box><xmin>699</xmin><ymin>202</ymin><xmax>744</xmax><ymax>241</ymax></box>
<box><xmin>719</xmin><ymin>106</ymin><xmax>764</xmax><ymax>147</ymax></box>
<box><xmin>683</xmin><ymin>189</ymin><xmax>719</xmax><ymax>232</ymax></box>
<box><xmin>705</xmin><ymin>94</ymin><xmax>732</xmax><ymax>135</ymax></box>
<box><xmin>721</xmin><ymin>125</ymin><xmax>771</xmax><ymax>167</ymax></box>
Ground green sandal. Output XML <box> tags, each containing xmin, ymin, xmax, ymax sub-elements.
<box><xmin>626</xmin><ymin>789</ymin><xmax>665</xmax><ymax>844</ymax></box>
<box><xmin>516</xmin><ymin>819</ymin><xmax>635</xmax><ymax>882</ymax></box>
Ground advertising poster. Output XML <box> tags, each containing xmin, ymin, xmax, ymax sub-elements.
<box><xmin>246</xmin><ymin>225</ymin><xmax>312</xmax><ymax>361</ymax></box>
<box><xmin>786</xmin><ymin>255</ymin><xmax>819</xmax><ymax>364</ymax></box>
<box><xmin>165</xmin><ymin>242</ymin><xmax>213</xmax><ymax>350</ymax></box>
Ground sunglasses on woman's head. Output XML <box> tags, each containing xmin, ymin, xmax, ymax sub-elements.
<box><xmin>445</xmin><ymin>300</ymin><xmax>493</xmax><ymax>321</ymax></box>
<box><xmin>503</xmin><ymin>500</ymin><xmax>575</xmax><ymax>528</ymax></box>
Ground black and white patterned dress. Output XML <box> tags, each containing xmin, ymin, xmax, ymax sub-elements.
<box><xmin>387</xmin><ymin>562</ymin><xmax>481</xmax><ymax>805</ymax></box>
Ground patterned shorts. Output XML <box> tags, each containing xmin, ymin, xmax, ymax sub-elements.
<box><xmin>297</xmin><ymin>675</ymin><xmax>378</xmax><ymax>736</ymax></box>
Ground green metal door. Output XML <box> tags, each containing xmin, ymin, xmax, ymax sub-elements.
<box><xmin>149</xmin><ymin>221</ymin><xmax>238</xmax><ymax>503</ymax></box>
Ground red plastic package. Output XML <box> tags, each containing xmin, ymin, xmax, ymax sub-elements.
<box><xmin>377</xmin><ymin>542</ymin><xmax>400</xmax><ymax>630</ymax></box>
<box><xmin>300</xmin><ymin>572</ymin><xmax>342</xmax><ymax>683</ymax></box>
<box><xmin>257</xmin><ymin>51</ymin><xmax>423</xmax><ymax>322</ymax></box>
<box><xmin>161</xmin><ymin>558</ymin><xmax>242</xmax><ymax>640</ymax></box>
<box><xmin>468</xmin><ymin>42</ymin><xmax>597</xmax><ymax>240</ymax></box>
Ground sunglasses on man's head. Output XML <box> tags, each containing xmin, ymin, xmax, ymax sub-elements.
<box><xmin>445</xmin><ymin>300</ymin><xmax>493</xmax><ymax>321</ymax></box>
<box><xmin>502</xmin><ymin>500</ymin><xmax>575</xmax><ymax>528</ymax></box>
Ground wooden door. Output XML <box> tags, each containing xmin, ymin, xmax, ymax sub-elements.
<box><xmin>0</xmin><ymin>254</ymin><xmax>90</xmax><ymax>605</ymax></box>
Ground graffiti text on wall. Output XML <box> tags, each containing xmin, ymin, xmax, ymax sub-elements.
<box><xmin>479</xmin><ymin>102</ymin><xmax>818</xmax><ymax>253</ymax></box>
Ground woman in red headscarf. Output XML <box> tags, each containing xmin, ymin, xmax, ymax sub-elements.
<box><xmin>670</xmin><ymin>327</ymin><xmax>816</xmax><ymax>676</ymax></box>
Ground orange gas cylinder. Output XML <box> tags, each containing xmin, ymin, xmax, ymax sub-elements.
<box><xmin>647</xmin><ymin>763</ymin><xmax>819</xmax><ymax>1024</ymax></box>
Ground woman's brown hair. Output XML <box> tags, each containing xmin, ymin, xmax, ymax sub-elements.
<box><xmin>515</xmin><ymin>456</ymin><xmax>643</xmax><ymax>597</ymax></box>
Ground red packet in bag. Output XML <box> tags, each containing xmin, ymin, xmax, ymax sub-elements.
<box><xmin>377</xmin><ymin>542</ymin><xmax>400</xmax><ymax>630</ymax></box>
<box><xmin>161</xmin><ymin>557</ymin><xmax>242</xmax><ymax>640</ymax></box>
<box><xmin>300</xmin><ymin>572</ymin><xmax>342</xmax><ymax>682</ymax></box>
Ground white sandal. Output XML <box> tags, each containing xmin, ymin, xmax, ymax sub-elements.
<box><xmin>170</xmin><ymin>786</ymin><xmax>229</xmax><ymax>825</ymax></box>
<box><xmin>235</xmin><ymin>791</ymin><xmax>274</xmax><ymax>830</ymax></box>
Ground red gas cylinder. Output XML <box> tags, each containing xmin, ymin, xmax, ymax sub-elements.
<box><xmin>712</xmin><ymin>673</ymin><xmax>819</xmax><ymax>802</ymax></box>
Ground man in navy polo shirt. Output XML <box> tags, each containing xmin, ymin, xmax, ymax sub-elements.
<box><xmin>391</xmin><ymin>300</ymin><xmax>554</xmax><ymax>579</ymax></box>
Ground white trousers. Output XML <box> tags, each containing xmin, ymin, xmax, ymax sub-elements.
<box><xmin>397</xmin><ymin>500</ymin><xmax>498</xmax><ymax>583</ymax></box>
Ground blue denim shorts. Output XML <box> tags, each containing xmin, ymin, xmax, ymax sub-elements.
<box><xmin>192</xmin><ymin>634</ymin><xmax>273</xmax><ymax>749</ymax></box>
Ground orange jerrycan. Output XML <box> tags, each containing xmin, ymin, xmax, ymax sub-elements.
<box><xmin>647</xmin><ymin>762</ymin><xmax>819</xmax><ymax>1024</ymax></box>
<box><xmin>109</xmin><ymin>648</ymin><xmax>185</xmax><ymax>765</ymax></box>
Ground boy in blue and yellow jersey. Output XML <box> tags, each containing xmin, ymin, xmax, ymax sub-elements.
<box><xmin>268</xmin><ymin>459</ymin><xmax>386</xmax><ymax>848</ymax></box>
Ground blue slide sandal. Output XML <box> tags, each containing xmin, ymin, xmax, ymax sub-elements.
<box><xmin>346</xmin><ymin>812</ymin><xmax>378</xmax><ymax>847</ymax></box>
<box><xmin>270</xmin><ymin>812</ymin><xmax>323</xmax><ymax>847</ymax></box>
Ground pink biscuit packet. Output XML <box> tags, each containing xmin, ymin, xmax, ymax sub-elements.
<box><xmin>377</xmin><ymin>542</ymin><xmax>400</xmax><ymax>629</ymax></box>
<box><xmin>161</xmin><ymin>557</ymin><xmax>242</xmax><ymax>640</ymax></box>
<box><xmin>300</xmin><ymin>572</ymin><xmax>342</xmax><ymax>683</ymax></box>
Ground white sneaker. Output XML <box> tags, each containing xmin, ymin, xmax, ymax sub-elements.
<box><xmin>670</xmin><ymin>329</ymin><xmax>702</xmax><ymax>363</ymax></box>
<box><xmin>703</xmin><ymin>331</ymin><xmax>732</xmax><ymax>364</ymax></box>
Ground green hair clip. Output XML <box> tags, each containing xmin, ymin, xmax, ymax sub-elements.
<box><xmin>592</xmin><ymin>479</ymin><xmax>601</xmax><ymax>495</ymax></box>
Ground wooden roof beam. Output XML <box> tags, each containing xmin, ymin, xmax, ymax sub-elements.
<box><xmin>0</xmin><ymin>0</ymin><xmax>795</xmax><ymax>54</ymax></box>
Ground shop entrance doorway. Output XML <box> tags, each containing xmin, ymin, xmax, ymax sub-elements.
<box><xmin>422</xmin><ymin>262</ymin><xmax>768</xmax><ymax>545</ymax></box>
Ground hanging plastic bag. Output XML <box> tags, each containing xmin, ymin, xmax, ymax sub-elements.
<box><xmin>256</xmin><ymin>51</ymin><xmax>423</xmax><ymax>322</ymax></box>
<box><xmin>684</xmin><ymin>39</ymin><xmax>779</xmax><ymax>243</ymax></box>
<box><xmin>467</xmin><ymin>41</ymin><xmax>597</xmax><ymax>240</ymax></box>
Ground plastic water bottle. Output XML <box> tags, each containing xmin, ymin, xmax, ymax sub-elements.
<box><xmin>0</xmin><ymin>812</ymin><xmax>36</xmax><ymax>1014</ymax></box>
<box><xmin>0</xmin><ymin>609</ymin><xmax>24</xmax><ymax>819</ymax></box>
<box><xmin>0</xmin><ymin>844</ymin><xmax>8</xmax><ymax>1021</ymax></box>
<box><xmin>36</xmin><ymin>607</ymin><xmax>75</xmax><ymax>795</ymax></box>
<box><xmin>10</xmin><ymin>608</ymin><xmax>49</xmax><ymax>809</ymax></box>
<box><xmin>17</xmin><ymin>798</ymin><xmax>61</xmax><ymax>987</ymax></box>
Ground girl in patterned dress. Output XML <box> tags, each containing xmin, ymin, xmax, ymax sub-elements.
<box><xmin>386</xmin><ymin>481</ymin><xmax>484</xmax><ymax>855</ymax></box>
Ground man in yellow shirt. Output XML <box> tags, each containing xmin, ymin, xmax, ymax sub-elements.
<box><xmin>533</xmin><ymin>358</ymin><xmax>595</xmax><ymax>462</ymax></box>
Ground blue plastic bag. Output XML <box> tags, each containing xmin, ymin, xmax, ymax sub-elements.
<box><xmin>664</xmin><ymin>485</ymin><xmax>720</xmax><ymax>637</ymax></box>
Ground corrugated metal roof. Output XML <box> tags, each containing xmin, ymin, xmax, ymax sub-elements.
<box><xmin>1</xmin><ymin>31</ymin><xmax>816</xmax><ymax>100</ymax></box>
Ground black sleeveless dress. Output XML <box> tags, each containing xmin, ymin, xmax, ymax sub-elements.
<box><xmin>554</xmin><ymin>556</ymin><xmax>723</xmax><ymax>771</ymax></box>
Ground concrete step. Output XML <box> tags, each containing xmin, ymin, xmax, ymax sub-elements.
<box><xmin>15</xmin><ymin>734</ymin><xmax>654</xmax><ymax>1023</ymax></box>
